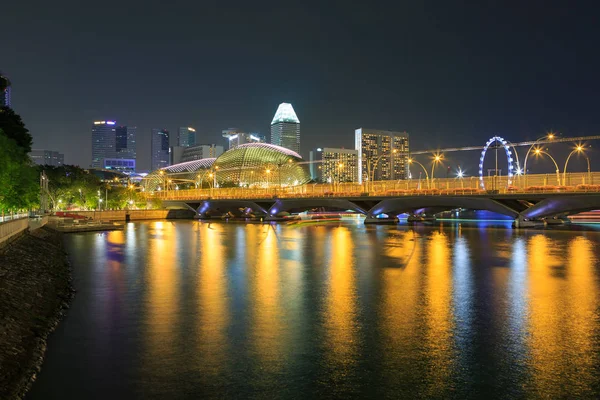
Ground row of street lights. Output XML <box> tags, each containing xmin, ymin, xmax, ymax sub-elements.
<box><xmin>406</xmin><ymin>134</ymin><xmax>591</xmax><ymax>188</ymax></box>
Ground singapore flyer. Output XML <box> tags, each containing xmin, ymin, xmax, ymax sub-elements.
<box><xmin>478</xmin><ymin>136</ymin><xmax>515</xmax><ymax>189</ymax></box>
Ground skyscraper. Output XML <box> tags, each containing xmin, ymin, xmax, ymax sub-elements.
<box><xmin>115</xmin><ymin>126</ymin><xmax>137</xmax><ymax>160</ymax></box>
<box><xmin>178</xmin><ymin>127</ymin><xmax>196</xmax><ymax>147</ymax></box>
<box><xmin>1</xmin><ymin>73</ymin><xmax>11</xmax><ymax>108</ymax></box>
<box><xmin>270</xmin><ymin>103</ymin><xmax>300</xmax><ymax>154</ymax></box>
<box><xmin>30</xmin><ymin>150</ymin><xmax>64</xmax><ymax>166</ymax></box>
<box><xmin>355</xmin><ymin>128</ymin><xmax>409</xmax><ymax>183</ymax></box>
<box><xmin>151</xmin><ymin>129</ymin><xmax>170</xmax><ymax>170</ymax></box>
<box><xmin>91</xmin><ymin>121</ymin><xmax>117</xmax><ymax>168</ymax></box>
<box><xmin>309</xmin><ymin>147</ymin><xmax>359</xmax><ymax>183</ymax></box>
<box><xmin>222</xmin><ymin>128</ymin><xmax>264</xmax><ymax>150</ymax></box>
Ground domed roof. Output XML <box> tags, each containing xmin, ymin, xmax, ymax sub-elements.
<box><xmin>212</xmin><ymin>142</ymin><xmax>309</xmax><ymax>187</ymax></box>
<box><xmin>234</xmin><ymin>142</ymin><xmax>302</xmax><ymax>158</ymax></box>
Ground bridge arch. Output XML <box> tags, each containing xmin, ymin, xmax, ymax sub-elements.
<box><xmin>521</xmin><ymin>194</ymin><xmax>600</xmax><ymax>219</ymax></box>
<box><xmin>268</xmin><ymin>198</ymin><xmax>368</xmax><ymax>216</ymax></box>
<box><xmin>366</xmin><ymin>197</ymin><xmax>520</xmax><ymax>219</ymax></box>
<box><xmin>479</xmin><ymin>136</ymin><xmax>515</xmax><ymax>190</ymax></box>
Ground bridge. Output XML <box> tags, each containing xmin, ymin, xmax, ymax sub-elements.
<box><xmin>148</xmin><ymin>172</ymin><xmax>600</xmax><ymax>227</ymax></box>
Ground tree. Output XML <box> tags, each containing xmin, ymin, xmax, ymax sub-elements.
<box><xmin>40</xmin><ymin>165</ymin><xmax>102</xmax><ymax>210</ymax></box>
<box><xmin>0</xmin><ymin>73</ymin><xmax>9</xmax><ymax>92</ymax></box>
<box><xmin>0</xmin><ymin>132</ymin><xmax>39</xmax><ymax>213</ymax></box>
<box><xmin>0</xmin><ymin>107</ymin><xmax>32</xmax><ymax>152</ymax></box>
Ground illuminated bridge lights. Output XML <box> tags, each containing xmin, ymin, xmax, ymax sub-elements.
<box><xmin>479</xmin><ymin>136</ymin><xmax>514</xmax><ymax>190</ymax></box>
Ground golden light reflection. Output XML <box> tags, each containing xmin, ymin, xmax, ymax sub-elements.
<box><xmin>379</xmin><ymin>231</ymin><xmax>423</xmax><ymax>382</ymax></box>
<box><xmin>145</xmin><ymin>222</ymin><xmax>178</xmax><ymax>364</ymax></box>
<box><xmin>197</xmin><ymin>223</ymin><xmax>229</xmax><ymax>376</ymax></box>
<box><xmin>252</xmin><ymin>226</ymin><xmax>284</xmax><ymax>368</ymax></box>
<box><xmin>527</xmin><ymin>235</ymin><xmax>599</xmax><ymax>397</ymax></box>
<box><xmin>424</xmin><ymin>231</ymin><xmax>454</xmax><ymax>395</ymax></box>
<box><xmin>324</xmin><ymin>227</ymin><xmax>357</xmax><ymax>376</ymax></box>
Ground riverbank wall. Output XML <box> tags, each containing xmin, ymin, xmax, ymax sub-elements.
<box><xmin>59</xmin><ymin>209</ymin><xmax>194</xmax><ymax>221</ymax></box>
<box><xmin>0</xmin><ymin>227</ymin><xmax>73</xmax><ymax>400</ymax></box>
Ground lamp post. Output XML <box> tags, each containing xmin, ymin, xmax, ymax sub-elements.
<box><xmin>563</xmin><ymin>145</ymin><xmax>589</xmax><ymax>186</ymax></box>
<box><xmin>368</xmin><ymin>148</ymin><xmax>398</xmax><ymax>192</ymax></box>
<box><xmin>408</xmin><ymin>158</ymin><xmax>430</xmax><ymax>189</ymax></box>
<box><xmin>533</xmin><ymin>148</ymin><xmax>561</xmax><ymax>185</ymax></box>
<box><xmin>266</xmin><ymin>168</ymin><xmax>271</xmax><ymax>190</ymax></box>
<box><xmin>337</xmin><ymin>162</ymin><xmax>344</xmax><ymax>192</ymax></box>
<box><xmin>431</xmin><ymin>154</ymin><xmax>443</xmax><ymax>188</ymax></box>
<box><xmin>159</xmin><ymin>170</ymin><xmax>165</xmax><ymax>197</ymax></box>
<box><xmin>523</xmin><ymin>132</ymin><xmax>555</xmax><ymax>175</ymax></box>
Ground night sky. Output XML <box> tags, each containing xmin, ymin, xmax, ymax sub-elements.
<box><xmin>3</xmin><ymin>1</ymin><xmax>600</xmax><ymax>173</ymax></box>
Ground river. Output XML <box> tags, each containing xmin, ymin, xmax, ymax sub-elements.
<box><xmin>27</xmin><ymin>220</ymin><xmax>600</xmax><ymax>399</ymax></box>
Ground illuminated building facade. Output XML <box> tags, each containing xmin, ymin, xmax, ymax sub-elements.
<box><xmin>180</xmin><ymin>144</ymin><xmax>224</xmax><ymax>162</ymax></box>
<box><xmin>151</xmin><ymin>128</ymin><xmax>170</xmax><ymax>170</ymax></box>
<box><xmin>30</xmin><ymin>149</ymin><xmax>64</xmax><ymax>166</ymax></box>
<box><xmin>145</xmin><ymin>143</ymin><xmax>310</xmax><ymax>191</ymax></box>
<box><xmin>103</xmin><ymin>158</ymin><xmax>136</xmax><ymax>173</ymax></box>
<box><xmin>355</xmin><ymin>128</ymin><xmax>409</xmax><ymax>183</ymax></box>
<box><xmin>115</xmin><ymin>126</ymin><xmax>136</xmax><ymax>161</ymax></box>
<box><xmin>222</xmin><ymin>128</ymin><xmax>264</xmax><ymax>150</ymax></box>
<box><xmin>270</xmin><ymin>103</ymin><xmax>300</xmax><ymax>154</ymax></box>
<box><xmin>1</xmin><ymin>72</ymin><xmax>11</xmax><ymax>108</ymax></box>
<box><xmin>92</xmin><ymin>120</ymin><xmax>117</xmax><ymax>168</ymax></box>
<box><xmin>309</xmin><ymin>148</ymin><xmax>359</xmax><ymax>183</ymax></box>
<box><xmin>213</xmin><ymin>143</ymin><xmax>309</xmax><ymax>187</ymax></box>
<box><xmin>178</xmin><ymin>127</ymin><xmax>196</xmax><ymax>147</ymax></box>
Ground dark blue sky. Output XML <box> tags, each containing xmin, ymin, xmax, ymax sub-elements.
<box><xmin>2</xmin><ymin>1</ymin><xmax>600</xmax><ymax>172</ymax></box>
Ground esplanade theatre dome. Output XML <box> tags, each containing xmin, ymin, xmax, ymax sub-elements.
<box><xmin>212</xmin><ymin>143</ymin><xmax>310</xmax><ymax>187</ymax></box>
<box><xmin>142</xmin><ymin>143</ymin><xmax>310</xmax><ymax>192</ymax></box>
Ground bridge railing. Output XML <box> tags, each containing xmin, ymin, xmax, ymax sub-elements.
<box><xmin>146</xmin><ymin>172</ymin><xmax>600</xmax><ymax>201</ymax></box>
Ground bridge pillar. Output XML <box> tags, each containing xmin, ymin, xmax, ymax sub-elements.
<box><xmin>512</xmin><ymin>215</ymin><xmax>540</xmax><ymax>229</ymax></box>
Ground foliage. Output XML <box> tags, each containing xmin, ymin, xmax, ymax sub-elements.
<box><xmin>0</xmin><ymin>107</ymin><xmax>32</xmax><ymax>152</ymax></box>
<box><xmin>41</xmin><ymin>165</ymin><xmax>103</xmax><ymax>210</ymax></box>
<box><xmin>40</xmin><ymin>165</ymin><xmax>148</xmax><ymax>211</ymax></box>
<box><xmin>0</xmin><ymin>131</ymin><xmax>39</xmax><ymax>212</ymax></box>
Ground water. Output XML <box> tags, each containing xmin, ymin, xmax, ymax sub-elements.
<box><xmin>27</xmin><ymin>220</ymin><xmax>600</xmax><ymax>399</ymax></box>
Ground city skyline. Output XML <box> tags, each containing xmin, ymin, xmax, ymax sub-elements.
<box><xmin>4</xmin><ymin>2</ymin><xmax>600</xmax><ymax>172</ymax></box>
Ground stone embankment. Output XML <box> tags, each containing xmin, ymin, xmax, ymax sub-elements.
<box><xmin>0</xmin><ymin>227</ymin><xmax>73</xmax><ymax>400</ymax></box>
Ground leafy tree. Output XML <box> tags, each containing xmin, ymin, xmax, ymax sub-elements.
<box><xmin>0</xmin><ymin>132</ymin><xmax>39</xmax><ymax>213</ymax></box>
<box><xmin>40</xmin><ymin>165</ymin><xmax>103</xmax><ymax>210</ymax></box>
<box><xmin>0</xmin><ymin>107</ymin><xmax>32</xmax><ymax>152</ymax></box>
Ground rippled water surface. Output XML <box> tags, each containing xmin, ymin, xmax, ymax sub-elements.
<box><xmin>27</xmin><ymin>220</ymin><xmax>600</xmax><ymax>399</ymax></box>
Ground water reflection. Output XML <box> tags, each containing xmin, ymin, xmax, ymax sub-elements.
<box><xmin>323</xmin><ymin>227</ymin><xmax>358</xmax><ymax>392</ymax></box>
<box><xmin>527</xmin><ymin>234</ymin><xmax>599</xmax><ymax>397</ymax></box>
<box><xmin>143</xmin><ymin>222</ymin><xmax>179</xmax><ymax>385</ymax></box>
<box><xmin>424</xmin><ymin>231</ymin><xmax>455</xmax><ymax>395</ymax></box>
<box><xmin>197</xmin><ymin>223</ymin><xmax>229</xmax><ymax>379</ymax></box>
<box><xmin>27</xmin><ymin>222</ymin><xmax>600</xmax><ymax>399</ymax></box>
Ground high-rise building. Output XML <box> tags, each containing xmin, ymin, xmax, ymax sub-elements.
<box><xmin>92</xmin><ymin>121</ymin><xmax>117</xmax><ymax>168</ymax></box>
<box><xmin>355</xmin><ymin>128</ymin><xmax>409</xmax><ymax>183</ymax></box>
<box><xmin>270</xmin><ymin>103</ymin><xmax>300</xmax><ymax>154</ymax></box>
<box><xmin>180</xmin><ymin>144</ymin><xmax>224</xmax><ymax>163</ymax></box>
<box><xmin>222</xmin><ymin>128</ymin><xmax>264</xmax><ymax>150</ymax></box>
<box><xmin>103</xmin><ymin>158</ymin><xmax>136</xmax><ymax>173</ymax></box>
<box><xmin>178</xmin><ymin>127</ymin><xmax>196</xmax><ymax>147</ymax></box>
<box><xmin>0</xmin><ymin>73</ymin><xmax>11</xmax><ymax>108</ymax></box>
<box><xmin>30</xmin><ymin>149</ymin><xmax>64</xmax><ymax>166</ymax></box>
<box><xmin>115</xmin><ymin>125</ymin><xmax>137</xmax><ymax>160</ymax></box>
<box><xmin>309</xmin><ymin>148</ymin><xmax>359</xmax><ymax>183</ymax></box>
<box><xmin>151</xmin><ymin>129</ymin><xmax>170</xmax><ymax>170</ymax></box>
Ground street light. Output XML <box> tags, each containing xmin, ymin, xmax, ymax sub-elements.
<box><xmin>367</xmin><ymin>148</ymin><xmax>398</xmax><ymax>191</ymax></box>
<box><xmin>533</xmin><ymin>147</ymin><xmax>561</xmax><ymax>185</ymax></box>
<box><xmin>430</xmin><ymin>154</ymin><xmax>443</xmax><ymax>187</ymax></box>
<box><xmin>563</xmin><ymin>144</ymin><xmax>590</xmax><ymax>185</ymax></box>
<box><xmin>407</xmin><ymin>158</ymin><xmax>430</xmax><ymax>188</ymax></box>
<box><xmin>266</xmin><ymin>168</ymin><xmax>271</xmax><ymax>189</ymax></box>
<box><xmin>523</xmin><ymin>132</ymin><xmax>555</xmax><ymax>175</ymax></box>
